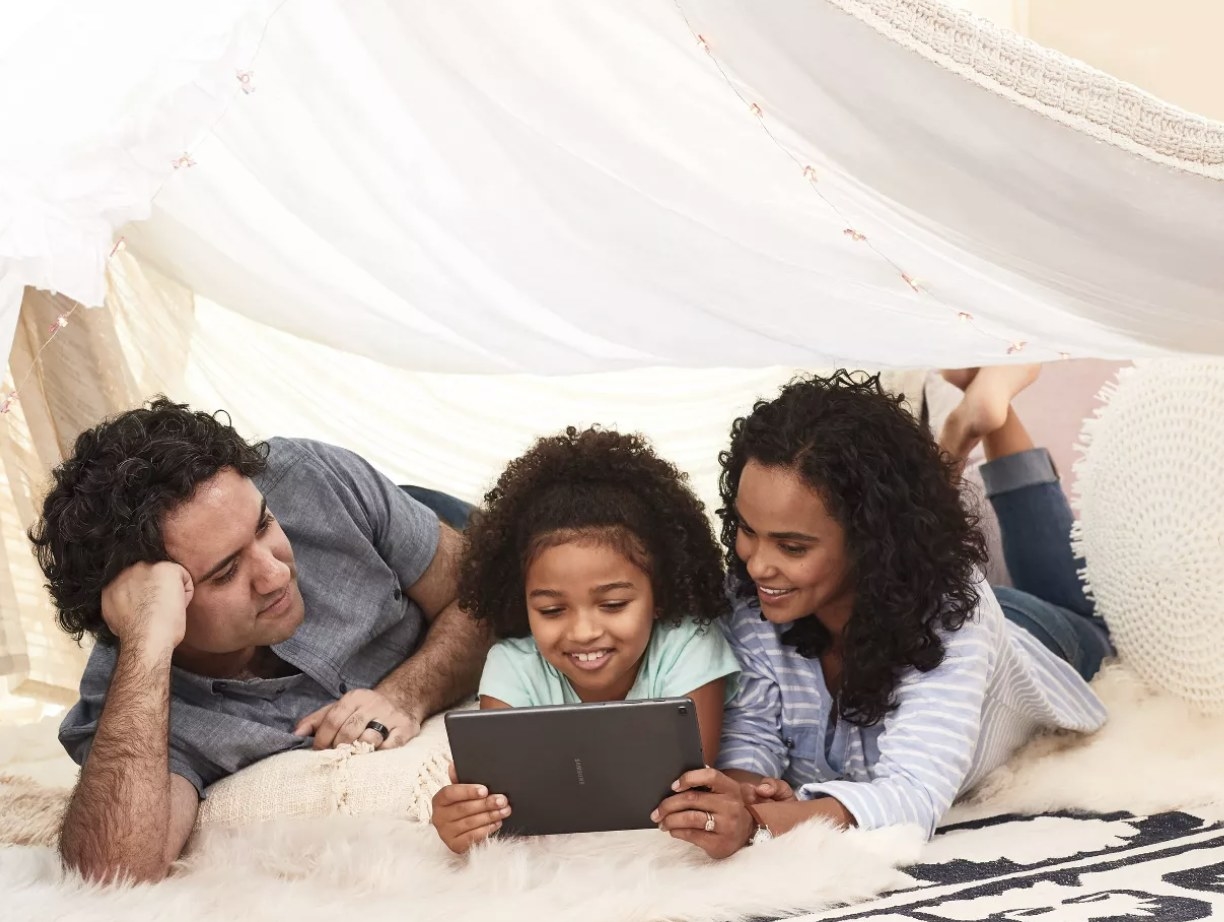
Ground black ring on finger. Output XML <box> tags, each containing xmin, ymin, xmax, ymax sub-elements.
<box><xmin>365</xmin><ymin>719</ymin><xmax>390</xmax><ymax>742</ymax></box>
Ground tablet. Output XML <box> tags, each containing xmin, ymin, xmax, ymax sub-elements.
<box><xmin>445</xmin><ymin>697</ymin><xmax>705</xmax><ymax>836</ymax></box>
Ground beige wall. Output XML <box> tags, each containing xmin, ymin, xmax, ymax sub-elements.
<box><xmin>952</xmin><ymin>0</ymin><xmax>1224</xmax><ymax>120</ymax></box>
<box><xmin>1027</xmin><ymin>0</ymin><xmax>1224</xmax><ymax>120</ymax></box>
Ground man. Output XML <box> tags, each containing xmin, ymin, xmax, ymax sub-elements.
<box><xmin>29</xmin><ymin>398</ymin><xmax>488</xmax><ymax>882</ymax></box>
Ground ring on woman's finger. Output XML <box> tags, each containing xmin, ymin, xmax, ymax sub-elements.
<box><xmin>704</xmin><ymin>811</ymin><xmax>716</xmax><ymax>833</ymax></box>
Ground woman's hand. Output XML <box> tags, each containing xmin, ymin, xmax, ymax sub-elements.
<box><xmin>651</xmin><ymin>767</ymin><xmax>756</xmax><ymax>859</ymax></box>
<box><xmin>740</xmin><ymin>776</ymin><xmax>797</xmax><ymax>805</ymax></box>
<box><xmin>430</xmin><ymin>763</ymin><xmax>511</xmax><ymax>853</ymax></box>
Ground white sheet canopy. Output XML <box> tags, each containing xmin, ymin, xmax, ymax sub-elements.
<box><xmin>4</xmin><ymin>0</ymin><xmax>1224</xmax><ymax>375</ymax></box>
<box><xmin>2</xmin><ymin>0</ymin><xmax>1223</xmax><ymax>698</ymax></box>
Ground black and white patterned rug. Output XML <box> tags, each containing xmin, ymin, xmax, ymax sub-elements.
<box><xmin>795</xmin><ymin>810</ymin><xmax>1224</xmax><ymax>921</ymax></box>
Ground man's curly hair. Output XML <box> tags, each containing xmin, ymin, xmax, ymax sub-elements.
<box><xmin>28</xmin><ymin>396</ymin><xmax>268</xmax><ymax>647</ymax></box>
<box><xmin>459</xmin><ymin>426</ymin><xmax>730</xmax><ymax>639</ymax></box>
<box><xmin>718</xmin><ymin>370</ymin><xmax>987</xmax><ymax>727</ymax></box>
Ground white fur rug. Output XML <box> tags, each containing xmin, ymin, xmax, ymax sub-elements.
<box><xmin>3</xmin><ymin>664</ymin><xmax>1223</xmax><ymax>922</ymax></box>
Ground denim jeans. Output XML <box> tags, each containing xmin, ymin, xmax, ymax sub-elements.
<box><xmin>981</xmin><ymin>449</ymin><xmax>1113</xmax><ymax>680</ymax></box>
<box><xmin>399</xmin><ymin>484</ymin><xmax>475</xmax><ymax>531</ymax></box>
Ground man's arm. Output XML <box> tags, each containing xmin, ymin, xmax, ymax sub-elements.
<box><xmin>297</xmin><ymin>522</ymin><xmax>491</xmax><ymax>749</ymax></box>
<box><xmin>375</xmin><ymin>522</ymin><xmax>489</xmax><ymax>719</ymax></box>
<box><xmin>59</xmin><ymin>563</ymin><xmax>199</xmax><ymax>883</ymax></box>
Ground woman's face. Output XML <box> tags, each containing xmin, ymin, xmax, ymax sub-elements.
<box><xmin>733</xmin><ymin>460</ymin><xmax>855</xmax><ymax>626</ymax></box>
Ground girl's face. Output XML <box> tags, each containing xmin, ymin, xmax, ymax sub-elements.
<box><xmin>733</xmin><ymin>460</ymin><xmax>856</xmax><ymax>627</ymax></box>
<box><xmin>524</xmin><ymin>539</ymin><xmax>656</xmax><ymax>702</ymax></box>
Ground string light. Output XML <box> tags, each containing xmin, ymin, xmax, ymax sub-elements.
<box><xmin>671</xmin><ymin>0</ymin><xmax>1036</xmax><ymax>358</ymax></box>
<box><xmin>4</xmin><ymin>2</ymin><xmax>282</xmax><ymax>427</ymax></box>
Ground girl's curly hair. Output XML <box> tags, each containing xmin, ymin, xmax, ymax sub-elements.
<box><xmin>717</xmin><ymin>370</ymin><xmax>987</xmax><ymax>727</ymax></box>
<box><xmin>28</xmin><ymin>396</ymin><xmax>268</xmax><ymax>647</ymax></box>
<box><xmin>459</xmin><ymin>426</ymin><xmax>730</xmax><ymax>639</ymax></box>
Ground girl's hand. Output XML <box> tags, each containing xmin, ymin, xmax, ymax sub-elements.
<box><xmin>651</xmin><ymin>767</ymin><xmax>755</xmax><ymax>859</ymax></box>
<box><xmin>430</xmin><ymin>762</ymin><xmax>511</xmax><ymax>853</ymax></box>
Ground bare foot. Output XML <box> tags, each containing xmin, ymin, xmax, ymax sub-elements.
<box><xmin>939</xmin><ymin>364</ymin><xmax>1041</xmax><ymax>462</ymax></box>
<box><xmin>939</xmin><ymin>368</ymin><xmax>979</xmax><ymax>391</ymax></box>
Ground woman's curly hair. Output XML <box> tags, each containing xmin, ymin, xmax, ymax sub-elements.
<box><xmin>28</xmin><ymin>396</ymin><xmax>268</xmax><ymax>647</ymax></box>
<box><xmin>459</xmin><ymin>426</ymin><xmax>730</xmax><ymax>639</ymax></box>
<box><xmin>718</xmin><ymin>370</ymin><xmax>987</xmax><ymax>727</ymax></box>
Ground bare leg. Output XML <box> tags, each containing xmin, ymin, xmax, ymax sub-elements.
<box><xmin>938</xmin><ymin>364</ymin><xmax>1041</xmax><ymax>463</ymax></box>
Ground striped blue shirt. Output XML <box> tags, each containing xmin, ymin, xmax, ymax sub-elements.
<box><xmin>717</xmin><ymin>578</ymin><xmax>1106</xmax><ymax>838</ymax></box>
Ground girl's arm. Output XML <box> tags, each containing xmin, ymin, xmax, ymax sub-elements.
<box><xmin>684</xmin><ymin>679</ymin><xmax>726</xmax><ymax>764</ymax></box>
<box><xmin>478</xmin><ymin>695</ymin><xmax>512</xmax><ymax>710</ymax></box>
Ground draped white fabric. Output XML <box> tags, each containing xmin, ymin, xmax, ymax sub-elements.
<box><xmin>0</xmin><ymin>0</ymin><xmax>283</xmax><ymax>354</ymax></box>
<box><xmin>0</xmin><ymin>0</ymin><xmax>1221</xmax><ymax>700</ymax></box>
<box><xmin>4</xmin><ymin>0</ymin><xmax>1224</xmax><ymax>374</ymax></box>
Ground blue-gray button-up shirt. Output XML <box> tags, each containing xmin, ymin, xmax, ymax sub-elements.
<box><xmin>59</xmin><ymin>437</ymin><xmax>439</xmax><ymax>794</ymax></box>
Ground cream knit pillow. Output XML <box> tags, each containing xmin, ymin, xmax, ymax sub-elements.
<box><xmin>1073</xmin><ymin>359</ymin><xmax>1224</xmax><ymax>715</ymax></box>
<box><xmin>193</xmin><ymin>703</ymin><xmax>466</xmax><ymax>833</ymax></box>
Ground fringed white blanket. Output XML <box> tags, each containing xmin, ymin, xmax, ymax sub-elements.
<box><xmin>2</xmin><ymin>665</ymin><xmax>1222</xmax><ymax>921</ymax></box>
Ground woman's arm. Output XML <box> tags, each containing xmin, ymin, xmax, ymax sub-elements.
<box><xmin>796</xmin><ymin>592</ymin><xmax>999</xmax><ymax>838</ymax></box>
<box><xmin>716</xmin><ymin>609</ymin><xmax>790</xmax><ymax>779</ymax></box>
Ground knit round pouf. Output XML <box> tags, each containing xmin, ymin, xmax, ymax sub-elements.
<box><xmin>1073</xmin><ymin>360</ymin><xmax>1224</xmax><ymax>714</ymax></box>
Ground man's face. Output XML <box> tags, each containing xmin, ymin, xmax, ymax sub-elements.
<box><xmin>162</xmin><ymin>468</ymin><xmax>305</xmax><ymax>659</ymax></box>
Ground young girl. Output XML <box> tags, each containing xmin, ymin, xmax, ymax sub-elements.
<box><xmin>431</xmin><ymin>426</ymin><xmax>740</xmax><ymax>853</ymax></box>
<box><xmin>652</xmin><ymin>366</ymin><xmax>1110</xmax><ymax>857</ymax></box>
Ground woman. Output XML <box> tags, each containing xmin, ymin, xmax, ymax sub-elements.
<box><xmin>651</xmin><ymin>366</ymin><xmax>1110</xmax><ymax>857</ymax></box>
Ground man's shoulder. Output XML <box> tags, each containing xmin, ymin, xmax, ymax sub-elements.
<box><xmin>256</xmin><ymin>437</ymin><xmax>389</xmax><ymax>508</ymax></box>
<box><xmin>259</xmin><ymin>436</ymin><xmax>355</xmax><ymax>483</ymax></box>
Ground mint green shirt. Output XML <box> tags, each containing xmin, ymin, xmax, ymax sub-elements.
<box><xmin>478</xmin><ymin>618</ymin><xmax>741</xmax><ymax>707</ymax></box>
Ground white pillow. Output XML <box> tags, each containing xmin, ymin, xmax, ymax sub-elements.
<box><xmin>1073</xmin><ymin>359</ymin><xmax>1224</xmax><ymax>714</ymax></box>
<box><xmin>194</xmin><ymin>704</ymin><xmax>464</xmax><ymax>833</ymax></box>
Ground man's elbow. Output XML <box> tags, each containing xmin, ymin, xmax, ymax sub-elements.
<box><xmin>60</xmin><ymin>836</ymin><xmax>173</xmax><ymax>885</ymax></box>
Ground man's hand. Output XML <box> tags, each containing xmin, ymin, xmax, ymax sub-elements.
<box><xmin>652</xmin><ymin>767</ymin><xmax>756</xmax><ymax>860</ymax></box>
<box><xmin>431</xmin><ymin>763</ymin><xmax>510</xmax><ymax>854</ymax></box>
<box><xmin>101</xmin><ymin>561</ymin><xmax>193</xmax><ymax>652</ymax></box>
<box><xmin>294</xmin><ymin>688</ymin><xmax>421</xmax><ymax>750</ymax></box>
<box><xmin>740</xmin><ymin>776</ymin><xmax>797</xmax><ymax>806</ymax></box>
